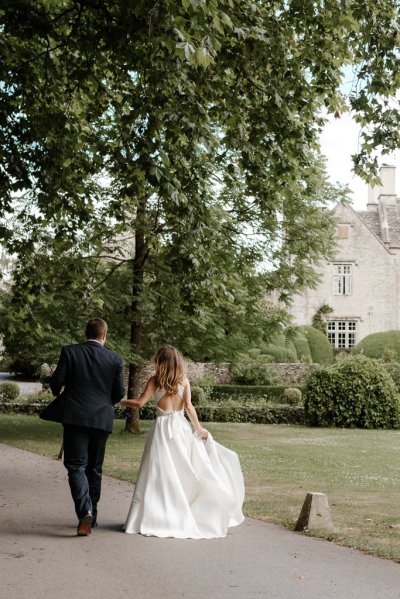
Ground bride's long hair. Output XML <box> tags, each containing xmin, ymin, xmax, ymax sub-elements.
<box><xmin>153</xmin><ymin>345</ymin><xmax>186</xmax><ymax>394</ymax></box>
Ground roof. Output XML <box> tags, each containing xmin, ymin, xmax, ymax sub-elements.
<box><xmin>357</xmin><ymin>211</ymin><xmax>381</xmax><ymax>238</ymax></box>
<box><xmin>357</xmin><ymin>199</ymin><xmax>400</xmax><ymax>249</ymax></box>
<box><xmin>386</xmin><ymin>204</ymin><xmax>400</xmax><ymax>247</ymax></box>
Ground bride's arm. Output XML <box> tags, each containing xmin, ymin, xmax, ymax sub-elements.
<box><xmin>183</xmin><ymin>380</ymin><xmax>208</xmax><ymax>439</ymax></box>
<box><xmin>119</xmin><ymin>376</ymin><xmax>156</xmax><ymax>409</ymax></box>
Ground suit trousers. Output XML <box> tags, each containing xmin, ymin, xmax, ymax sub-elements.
<box><xmin>63</xmin><ymin>424</ymin><xmax>109</xmax><ymax>522</ymax></box>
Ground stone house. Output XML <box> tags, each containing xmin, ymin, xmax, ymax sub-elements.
<box><xmin>289</xmin><ymin>164</ymin><xmax>400</xmax><ymax>350</ymax></box>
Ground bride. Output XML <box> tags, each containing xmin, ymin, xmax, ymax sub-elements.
<box><xmin>119</xmin><ymin>345</ymin><xmax>245</xmax><ymax>539</ymax></box>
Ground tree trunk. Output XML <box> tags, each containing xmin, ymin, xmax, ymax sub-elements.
<box><xmin>125</xmin><ymin>202</ymin><xmax>148</xmax><ymax>433</ymax></box>
<box><xmin>125</xmin><ymin>361</ymin><xmax>141</xmax><ymax>433</ymax></box>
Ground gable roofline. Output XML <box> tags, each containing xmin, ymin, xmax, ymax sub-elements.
<box><xmin>333</xmin><ymin>201</ymin><xmax>393</xmax><ymax>255</ymax></box>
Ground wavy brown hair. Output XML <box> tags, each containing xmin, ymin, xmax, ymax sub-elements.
<box><xmin>153</xmin><ymin>345</ymin><xmax>186</xmax><ymax>394</ymax></box>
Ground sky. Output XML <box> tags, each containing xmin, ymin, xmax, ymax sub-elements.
<box><xmin>320</xmin><ymin>112</ymin><xmax>400</xmax><ymax>211</ymax></box>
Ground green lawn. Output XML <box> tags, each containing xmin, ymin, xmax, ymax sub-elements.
<box><xmin>2</xmin><ymin>414</ymin><xmax>400</xmax><ymax>561</ymax></box>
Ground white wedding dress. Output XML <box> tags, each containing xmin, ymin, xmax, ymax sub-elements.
<box><xmin>124</xmin><ymin>385</ymin><xmax>245</xmax><ymax>538</ymax></box>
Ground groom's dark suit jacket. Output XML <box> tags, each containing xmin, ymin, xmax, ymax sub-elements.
<box><xmin>49</xmin><ymin>340</ymin><xmax>125</xmax><ymax>433</ymax></box>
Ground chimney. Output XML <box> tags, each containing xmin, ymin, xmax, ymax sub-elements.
<box><xmin>368</xmin><ymin>164</ymin><xmax>397</xmax><ymax>210</ymax></box>
<box><xmin>367</xmin><ymin>183</ymin><xmax>379</xmax><ymax>211</ymax></box>
<box><xmin>380</xmin><ymin>164</ymin><xmax>396</xmax><ymax>205</ymax></box>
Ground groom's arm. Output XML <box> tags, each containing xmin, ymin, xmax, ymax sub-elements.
<box><xmin>50</xmin><ymin>347</ymin><xmax>68</xmax><ymax>397</ymax></box>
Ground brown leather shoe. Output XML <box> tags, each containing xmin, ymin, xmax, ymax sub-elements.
<box><xmin>77</xmin><ymin>513</ymin><xmax>93</xmax><ymax>536</ymax></box>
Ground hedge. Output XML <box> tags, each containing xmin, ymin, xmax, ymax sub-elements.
<box><xmin>2</xmin><ymin>402</ymin><xmax>305</xmax><ymax>425</ymax></box>
<box><xmin>0</xmin><ymin>402</ymin><xmax>44</xmax><ymax>415</ymax></box>
<box><xmin>130</xmin><ymin>404</ymin><xmax>304</xmax><ymax>424</ymax></box>
<box><xmin>196</xmin><ymin>404</ymin><xmax>304</xmax><ymax>424</ymax></box>
<box><xmin>353</xmin><ymin>331</ymin><xmax>400</xmax><ymax>361</ymax></box>
<box><xmin>209</xmin><ymin>384</ymin><xmax>303</xmax><ymax>402</ymax></box>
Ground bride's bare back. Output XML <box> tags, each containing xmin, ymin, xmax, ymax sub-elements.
<box><xmin>156</xmin><ymin>382</ymin><xmax>185</xmax><ymax>413</ymax></box>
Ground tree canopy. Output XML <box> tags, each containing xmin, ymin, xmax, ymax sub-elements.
<box><xmin>1</xmin><ymin>1</ymin><xmax>400</xmax><ymax>427</ymax></box>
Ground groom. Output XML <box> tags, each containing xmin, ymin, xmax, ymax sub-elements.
<box><xmin>50</xmin><ymin>318</ymin><xmax>125</xmax><ymax>536</ymax></box>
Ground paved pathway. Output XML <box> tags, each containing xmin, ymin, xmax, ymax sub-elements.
<box><xmin>1</xmin><ymin>443</ymin><xmax>400</xmax><ymax>599</ymax></box>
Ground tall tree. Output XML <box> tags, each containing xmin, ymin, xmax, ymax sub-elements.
<box><xmin>2</xmin><ymin>1</ymin><xmax>400</xmax><ymax>430</ymax></box>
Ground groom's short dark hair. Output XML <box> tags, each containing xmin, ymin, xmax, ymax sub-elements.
<box><xmin>86</xmin><ymin>318</ymin><xmax>108</xmax><ymax>340</ymax></box>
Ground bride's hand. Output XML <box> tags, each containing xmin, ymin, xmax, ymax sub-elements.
<box><xmin>197</xmin><ymin>427</ymin><xmax>208</xmax><ymax>440</ymax></box>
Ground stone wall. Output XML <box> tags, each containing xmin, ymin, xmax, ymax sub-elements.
<box><xmin>131</xmin><ymin>362</ymin><xmax>232</xmax><ymax>395</ymax></box>
<box><xmin>273</xmin><ymin>363</ymin><xmax>317</xmax><ymax>385</ymax></box>
<box><xmin>130</xmin><ymin>361</ymin><xmax>315</xmax><ymax>395</ymax></box>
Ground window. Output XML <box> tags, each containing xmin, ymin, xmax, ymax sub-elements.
<box><xmin>333</xmin><ymin>264</ymin><xmax>352</xmax><ymax>295</ymax></box>
<box><xmin>327</xmin><ymin>321</ymin><xmax>357</xmax><ymax>349</ymax></box>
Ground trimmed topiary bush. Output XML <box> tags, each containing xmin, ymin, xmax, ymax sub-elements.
<box><xmin>282</xmin><ymin>387</ymin><xmax>302</xmax><ymax>405</ymax></box>
<box><xmin>292</xmin><ymin>331</ymin><xmax>313</xmax><ymax>363</ymax></box>
<box><xmin>262</xmin><ymin>341</ymin><xmax>298</xmax><ymax>363</ymax></box>
<box><xmin>0</xmin><ymin>381</ymin><xmax>20</xmax><ymax>402</ymax></box>
<box><xmin>304</xmin><ymin>355</ymin><xmax>400</xmax><ymax>429</ymax></box>
<box><xmin>190</xmin><ymin>385</ymin><xmax>206</xmax><ymax>406</ymax></box>
<box><xmin>291</xmin><ymin>326</ymin><xmax>333</xmax><ymax>364</ymax></box>
<box><xmin>353</xmin><ymin>331</ymin><xmax>400</xmax><ymax>361</ymax></box>
<box><xmin>192</xmin><ymin>374</ymin><xmax>215</xmax><ymax>401</ymax></box>
<box><xmin>302</xmin><ymin>326</ymin><xmax>334</xmax><ymax>364</ymax></box>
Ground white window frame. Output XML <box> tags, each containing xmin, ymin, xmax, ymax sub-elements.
<box><xmin>333</xmin><ymin>264</ymin><xmax>352</xmax><ymax>295</ymax></box>
<box><xmin>327</xmin><ymin>320</ymin><xmax>357</xmax><ymax>349</ymax></box>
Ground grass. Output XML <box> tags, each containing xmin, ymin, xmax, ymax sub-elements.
<box><xmin>2</xmin><ymin>414</ymin><xmax>400</xmax><ymax>561</ymax></box>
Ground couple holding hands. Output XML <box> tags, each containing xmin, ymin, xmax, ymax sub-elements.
<box><xmin>42</xmin><ymin>318</ymin><xmax>244</xmax><ymax>539</ymax></box>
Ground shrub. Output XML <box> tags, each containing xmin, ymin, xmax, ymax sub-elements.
<box><xmin>247</xmin><ymin>348</ymin><xmax>262</xmax><ymax>359</ymax></box>
<box><xmin>262</xmin><ymin>344</ymin><xmax>298</xmax><ymax>363</ymax></box>
<box><xmin>384</xmin><ymin>363</ymin><xmax>400</xmax><ymax>392</ymax></box>
<box><xmin>382</xmin><ymin>348</ymin><xmax>397</xmax><ymax>363</ymax></box>
<box><xmin>353</xmin><ymin>331</ymin><xmax>400</xmax><ymax>361</ymax></box>
<box><xmin>283</xmin><ymin>387</ymin><xmax>302</xmax><ymax>405</ymax></box>
<box><xmin>258</xmin><ymin>332</ymin><xmax>298</xmax><ymax>363</ymax></box>
<box><xmin>302</xmin><ymin>326</ymin><xmax>334</xmax><ymax>364</ymax></box>
<box><xmin>26</xmin><ymin>390</ymin><xmax>54</xmax><ymax>404</ymax></box>
<box><xmin>230</xmin><ymin>362</ymin><xmax>277</xmax><ymax>385</ymax></box>
<box><xmin>292</xmin><ymin>331</ymin><xmax>313</xmax><ymax>363</ymax></box>
<box><xmin>291</xmin><ymin>326</ymin><xmax>333</xmax><ymax>364</ymax></box>
<box><xmin>190</xmin><ymin>385</ymin><xmax>206</xmax><ymax>406</ymax></box>
<box><xmin>192</xmin><ymin>373</ymin><xmax>215</xmax><ymax>401</ymax></box>
<box><xmin>304</xmin><ymin>355</ymin><xmax>400</xmax><ymax>429</ymax></box>
<box><xmin>0</xmin><ymin>381</ymin><xmax>20</xmax><ymax>402</ymax></box>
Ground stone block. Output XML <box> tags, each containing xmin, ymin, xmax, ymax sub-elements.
<box><xmin>295</xmin><ymin>492</ymin><xmax>334</xmax><ymax>531</ymax></box>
